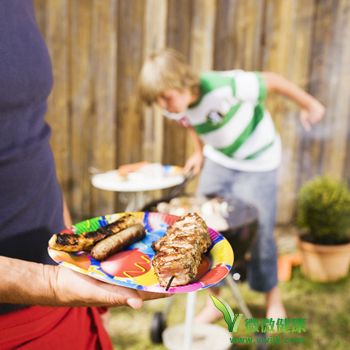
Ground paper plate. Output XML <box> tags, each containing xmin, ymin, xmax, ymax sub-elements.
<box><xmin>48</xmin><ymin>212</ymin><xmax>234</xmax><ymax>293</ymax></box>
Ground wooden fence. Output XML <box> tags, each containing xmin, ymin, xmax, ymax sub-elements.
<box><xmin>33</xmin><ymin>0</ymin><xmax>350</xmax><ymax>224</ymax></box>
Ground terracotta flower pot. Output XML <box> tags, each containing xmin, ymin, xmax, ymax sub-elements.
<box><xmin>297</xmin><ymin>237</ymin><xmax>350</xmax><ymax>282</ymax></box>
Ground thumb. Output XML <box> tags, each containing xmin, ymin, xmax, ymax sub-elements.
<box><xmin>300</xmin><ymin>112</ymin><xmax>311</xmax><ymax>131</ymax></box>
<box><xmin>126</xmin><ymin>297</ymin><xmax>143</xmax><ymax>309</ymax></box>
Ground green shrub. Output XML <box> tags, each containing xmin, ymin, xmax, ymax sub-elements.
<box><xmin>297</xmin><ymin>176</ymin><xmax>350</xmax><ymax>244</ymax></box>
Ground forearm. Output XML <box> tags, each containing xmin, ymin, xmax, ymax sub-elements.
<box><xmin>183</xmin><ymin>127</ymin><xmax>204</xmax><ymax>175</ymax></box>
<box><xmin>188</xmin><ymin>126</ymin><xmax>204</xmax><ymax>154</ymax></box>
<box><xmin>262</xmin><ymin>72</ymin><xmax>320</xmax><ymax>109</ymax></box>
<box><xmin>0</xmin><ymin>255</ymin><xmax>166</xmax><ymax>308</ymax></box>
<box><xmin>0</xmin><ymin>256</ymin><xmax>55</xmax><ymax>305</ymax></box>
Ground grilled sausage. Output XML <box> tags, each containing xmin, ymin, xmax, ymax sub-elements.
<box><xmin>91</xmin><ymin>223</ymin><xmax>145</xmax><ymax>260</ymax></box>
<box><xmin>48</xmin><ymin>233</ymin><xmax>92</xmax><ymax>252</ymax></box>
<box><xmin>49</xmin><ymin>214</ymin><xmax>141</xmax><ymax>252</ymax></box>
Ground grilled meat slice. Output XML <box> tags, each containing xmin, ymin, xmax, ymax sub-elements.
<box><xmin>152</xmin><ymin>213</ymin><xmax>211</xmax><ymax>287</ymax></box>
<box><xmin>49</xmin><ymin>214</ymin><xmax>141</xmax><ymax>252</ymax></box>
<box><xmin>153</xmin><ymin>214</ymin><xmax>211</xmax><ymax>252</ymax></box>
<box><xmin>153</xmin><ymin>249</ymin><xmax>197</xmax><ymax>286</ymax></box>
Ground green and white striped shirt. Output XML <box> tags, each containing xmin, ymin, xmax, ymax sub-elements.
<box><xmin>186</xmin><ymin>70</ymin><xmax>281</xmax><ymax>172</ymax></box>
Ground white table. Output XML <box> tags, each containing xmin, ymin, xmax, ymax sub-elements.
<box><xmin>91</xmin><ymin>169</ymin><xmax>185</xmax><ymax>211</ymax></box>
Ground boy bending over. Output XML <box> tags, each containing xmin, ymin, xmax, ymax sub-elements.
<box><xmin>138</xmin><ymin>48</ymin><xmax>324</xmax><ymax>322</ymax></box>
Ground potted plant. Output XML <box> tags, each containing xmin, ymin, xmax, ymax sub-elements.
<box><xmin>296</xmin><ymin>176</ymin><xmax>350</xmax><ymax>282</ymax></box>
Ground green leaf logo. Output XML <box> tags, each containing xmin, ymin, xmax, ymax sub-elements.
<box><xmin>210</xmin><ymin>295</ymin><xmax>242</xmax><ymax>333</ymax></box>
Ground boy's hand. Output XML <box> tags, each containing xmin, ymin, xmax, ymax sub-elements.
<box><xmin>184</xmin><ymin>152</ymin><xmax>204</xmax><ymax>176</ymax></box>
<box><xmin>299</xmin><ymin>101</ymin><xmax>325</xmax><ymax>131</ymax></box>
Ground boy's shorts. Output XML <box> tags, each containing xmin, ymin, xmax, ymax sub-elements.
<box><xmin>197</xmin><ymin>158</ymin><xmax>278</xmax><ymax>292</ymax></box>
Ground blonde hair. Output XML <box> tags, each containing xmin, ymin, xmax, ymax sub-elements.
<box><xmin>137</xmin><ymin>48</ymin><xmax>199</xmax><ymax>106</ymax></box>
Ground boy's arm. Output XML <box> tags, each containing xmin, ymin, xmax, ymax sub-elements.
<box><xmin>183</xmin><ymin>126</ymin><xmax>204</xmax><ymax>176</ymax></box>
<box><xmin>261</xmin><ymin>72</ymin><xmax>325</xmax><ymax>131</ymax></box>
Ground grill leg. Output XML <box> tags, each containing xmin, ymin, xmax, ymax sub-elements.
<box><xmin>225</xmin><ymin>275</ymin><xmax>267</xmax><ymax>350</ymax></box>
<box><xmin>225</xmin><ymin>274</ymin><xmax>252</xmax><ymax>319</ymax></box>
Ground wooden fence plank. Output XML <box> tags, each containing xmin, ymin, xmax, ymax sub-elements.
<box><xmin>116</xmin><ymin>0</ymin><xmax>145</xmax><ymax>167</ymax></box>
<box><xmin>186</xmin><ymin>0</ymin><xmax>216</xmax><ymax>193</ymax></box>
<box><xmin>214</xmin><ymin>0</ymin><xmax>237</xmax><ymax>69</ymax></box>
<box><xmin>115</xmin><ymin>0</ymin><xmax>146</xmax><ymax>210</ymax></box>
<box><xmin>90</xmin><ymin>0</ymin><xmax>118</xmax><ymax>216</ymax></box>
<box><xmin>69</xmin><ymin>0</ymin><xmax>93</xmax><ymax>220</ymax></box>
<box><xmin>298</xmin><ymin>0</ymin><xmax>335</xmax><ymax>187</ymax></box>
<box><xmin>33</xmin><ymin>0</ymin><xmax>46</xmax><ymax>31</ymax></box>
<box><xmin>139</xmin><ymin>0</ymin><xmax>168</xmax><ymax>203</ymax></box>
<box><xmin>321</xmin><ymin>0</ymin><xmax>350</xmax><ymax>179</ymax></box>
<box><xmin>263</xmin><ymin>0</ymin><xmax>316</xmax><ymax>223</ymax></box>
<box><xmin>164</xmin><ymin>0</ymin><xmax>193</xmax><ymax>168</ymax></box>
<box><xmin>142</xmin><ymin>0</ymin><xmax>168</xmax><ymax>163</ymax></box>
<box><xmin>44</xmin><ymin>0</ymin><xmax>70</xmax><ymax>199</ymax></box>
<box><xmin>234</xmin><ymin>0</ymin><xmax>265</xmax><ymax>70</ymax></box>
<box><xmin>214</xmin><ymin>0</ymin><xmax>264</xmax><ymax>70</ymax></box>
<box><xmin>190</xmin><ymin>0</ymin><xmax>216</xmax><ymax>72</ymax></box>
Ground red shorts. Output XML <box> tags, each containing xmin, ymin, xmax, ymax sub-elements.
<box><xmin>0</xmin><ymin>306</ymin><xmax>113</xmax><ymax>350</ymax></box>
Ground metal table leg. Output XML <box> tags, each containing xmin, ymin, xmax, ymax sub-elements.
<box><xmin>183</xmin><ymin>291</ymin><xmax>197</xmax><ymax>350</ymax></box>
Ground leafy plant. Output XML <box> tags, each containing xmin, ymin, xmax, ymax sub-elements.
<box><xmin>297</xmin><ymin>176</ymin><xmax>350</xmax><ymax>244</ymax></box>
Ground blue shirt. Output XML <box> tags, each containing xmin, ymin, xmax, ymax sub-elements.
<box><xmin>0</xmin><ymin>0</ymin><xmax>64</xmax><ymax>313</ymax></box>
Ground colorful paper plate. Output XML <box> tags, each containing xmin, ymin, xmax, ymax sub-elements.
<box><xmin>48</xmin><ymin>212</ymin><xmax>234</xmax><ymax>293</ymax></box>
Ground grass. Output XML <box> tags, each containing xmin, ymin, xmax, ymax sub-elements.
<box><xmin>108</xmin><ymin>268</ymin><xmax>350</xmax><ymax>350</ymax></box>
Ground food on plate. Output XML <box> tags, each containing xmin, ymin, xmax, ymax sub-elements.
<box><xmin>156</xmin><ymin>196</ymin><xmax>230</xmax><ymax>231</ymax></box>
<box><xmin>117</xmin><ymin>161</ymin><xmax>149</xmax><ymax>177</ymax></box>
<box><xmin>48</xmin><ymin>230</ymin><xmax>103</xmax><ymax>253</ymax></box>
<box><xmin>117</xmin><ymin>162</ymin><xmax>183</xmax><ymax>182</ymax></box>
<box><xmin>91</xmin><ymin>224</ymin><xmax>145</xmax><ymax>260</ymax></box>
<box><xmin>152</xmin><ymin>213</ymin><xmax>211</xmax><ymax>288</ymax></box>
<box><xmin>48</xmin><ymin>214</ymin><xmax>141</xmax><ymax>253</ymax></box>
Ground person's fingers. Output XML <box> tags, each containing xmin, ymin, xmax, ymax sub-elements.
<box><xmin>183</xmin><ymin>162</ymin><xmax>192</xmax><ymax>174</ymax></box>
<box><xmin>311</xmin><ymin>112</ymin><xmax>323</xmax><ymax>124</ymax></box>
<box><xmin>55</xmin><ymin>267</ymin><xmax>144</xmax><ymax>308</ymax></box>
<box><xmin>308</xmin><ymin>103</ymin><xmax>325</xmax><ymax>125</ymax></box>
<box><xmin>56</xmin><ymin>266</ymin><xmax>173</xmax><ymax>308</ymax></box>
<box><xmin>302</xmin><ymin>120</ymin><xmax>311</xmax><ymax>131</ymax></box>
<box><xmin>99</xmin><ymin>284</ymin><xmax>143</xmax><ymax>308</ymax></box>
<box><xmin>191</xmin><ymin>165</ymin><xmax>200</xmax><ymax>176</ymax></box>
<box><xmin>184</xmin><ymin>156</ymin><xmax>203</xmax><ymax>176</ymax></box>
<box><xmin>300</xmin><ymin>112</ymin><xmax>311</xmax><ymax>131</ymax></box>
<box><xmin>126</xmin><ymin>297</ymin><xmax>143</xmax><ymax>309</ymax></box>
<box><xmin>184</xmin><ymin>158</ymin><xmax>196</xmax><ymax>175</ymax></box>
